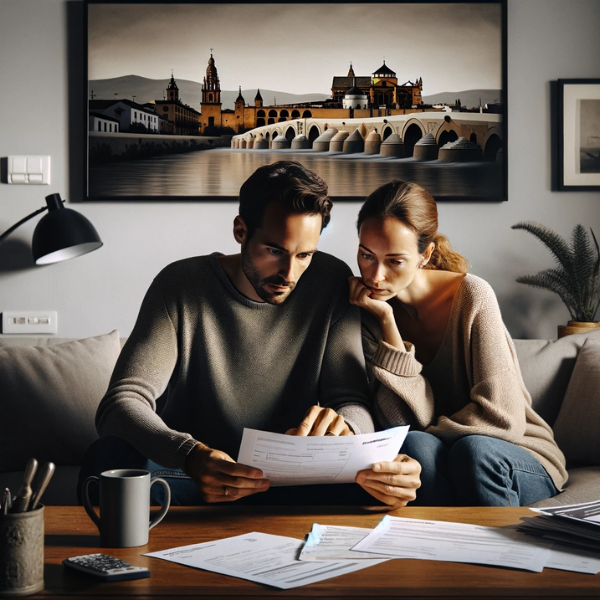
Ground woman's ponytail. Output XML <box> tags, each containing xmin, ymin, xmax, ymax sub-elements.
<box><xmin>426</xmin><ymin>233</ymin><xmax>469</xmax><ymax>273</ymax></box>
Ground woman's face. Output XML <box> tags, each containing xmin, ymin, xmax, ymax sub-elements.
<box><xmin>357</xmin><ymin>216</ymin><xmax>425</xmax><ymax>300</ymax></box>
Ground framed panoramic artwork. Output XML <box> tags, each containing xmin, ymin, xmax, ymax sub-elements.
<box><xmin>84</xmin><ymin>0</ymin><xmax>507</xmax><ymax>202</ymax></box>
<box><xmin>558</xmin><ymin>79</ymin><xmax>600</xmax><ymax>191</ymax></box>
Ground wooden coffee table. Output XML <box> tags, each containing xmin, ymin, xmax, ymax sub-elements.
<box><xmin>35</xmin><ymin>505</ymin><xmax>600</xmax><ymax>599</ymax></box>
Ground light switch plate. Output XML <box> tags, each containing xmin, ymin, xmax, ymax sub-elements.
<box><xmin>2</xmin><ymin>311</ymin><xmax>58</xmax><ymax>334</ymax></box>
<box><xmin>7</xmin><ymin>155</ymin><xmax>51</xmax><ymax>184</ymax></box>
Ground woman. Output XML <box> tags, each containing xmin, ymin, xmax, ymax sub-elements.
<box><xmin>350</xmin><ymin>180</ymin><xmax>567</xmax><ymax>506</ymax></box>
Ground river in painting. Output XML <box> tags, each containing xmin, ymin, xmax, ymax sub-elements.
<box><xmin>89</xmin><ymin>147</ymin><xmax>504</xmax><ymax>201</ymax></box>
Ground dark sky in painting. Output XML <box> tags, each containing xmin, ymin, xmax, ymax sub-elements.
<box><xmin>89</xmin><ymin>3</ymin><xmax>502</xmax><ymax>96</ymax></box>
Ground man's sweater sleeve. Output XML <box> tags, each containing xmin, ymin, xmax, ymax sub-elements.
<box><xmin>319</xmin><ymin>301</ymin><xmax>375</xmax><ymax>435</ymax></box>
<box><xmin>95</xmin><ymin>276</ymin><xmax>198</xmax><ymax>470</ymax></box>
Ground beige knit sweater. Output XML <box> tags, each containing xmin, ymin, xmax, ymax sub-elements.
<box><xmin>362</xmin><ymin>274</ymin><xmax>568</xmax><ymax>491</ymax></box>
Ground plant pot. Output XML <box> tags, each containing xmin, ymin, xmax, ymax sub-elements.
<box><xmin>557</xmin><ymin>321</ymin><xmax>600</xmax><ymax>339</ymax></box>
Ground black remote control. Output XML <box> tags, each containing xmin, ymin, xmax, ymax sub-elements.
<box><xmin>63</xmin><ymin>553</ymin><xmax>151</xmax><ymax>582</ymax></box>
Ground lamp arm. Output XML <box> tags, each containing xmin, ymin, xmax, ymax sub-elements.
<box><xmin>0</xmin><ymin>206</ymin><xmax>49</xmax><ymax>245</ymax></box>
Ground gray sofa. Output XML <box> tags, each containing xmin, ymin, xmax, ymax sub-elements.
<box><xmin>1</xmin><ymin>329</ymin><xmax>599</xmax><ymax>507</ymax></box>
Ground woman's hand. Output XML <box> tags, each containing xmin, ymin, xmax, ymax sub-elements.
<box><xmin>355</xmin><ymin>454</ymin><xmax>421</xmax><ymax>509</ymax></box>
<box><xmin>349</xmin><ymin>276</ymin><xmax>404</xmax><ymax>349</ymax></box>
<box><xmin>348</xmin><ymin>276</ymin><xmax>393</xmax><ymax>322</ymax></box>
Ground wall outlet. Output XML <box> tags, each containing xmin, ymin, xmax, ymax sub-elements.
<box><xmin>1</xmin><ymin>311</ymin><xmax>58</xmax><ymax>334</ymax></box>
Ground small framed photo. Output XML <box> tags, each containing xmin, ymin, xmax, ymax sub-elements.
<box><xmin>558</xmin><ymin>79</ymin><xmax>600</xmax><ymax>191</ymax></box>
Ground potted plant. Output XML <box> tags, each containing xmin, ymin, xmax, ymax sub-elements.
<box><xmin>511</xmin><ymin>221</ymin><xmax>600</xmax><ymax>338</ymax></box>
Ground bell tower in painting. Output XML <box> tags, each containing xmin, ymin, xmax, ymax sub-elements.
<box><xmin>200</xmin><ymin>50</ymin><xmax>222</xmax><ymax>131</ymax></box>
<box><xmin>166</xmin><ymin>72</ymin><xmax>179</xmax><ymax>102</ymax></box>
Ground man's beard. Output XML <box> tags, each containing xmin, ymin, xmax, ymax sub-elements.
<box><xmin>241</xmin><ymin>250</ymin><xmax>295</xmax><ymax>304</ymax></box>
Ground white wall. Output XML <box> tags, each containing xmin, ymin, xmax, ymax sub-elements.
<box><xmin>1</xmin><ymin>0</ymin><xmax>599</xmax><ymax>340</ymax></box>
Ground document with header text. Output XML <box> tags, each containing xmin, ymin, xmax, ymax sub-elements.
<box><xmin>237</xmin><ymin>426</ymin><xmax>409</xmax><ymax>486</ymax></box>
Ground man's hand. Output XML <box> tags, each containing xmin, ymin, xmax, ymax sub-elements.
<box><xmin>355</xmin><ymin>454</ymin><xmax>421</xmax><ymax>509</ymax></box>
<box><xmin>185</xmin><ymin>443</ymin><xmax>270</xmax><ymax>503</ymax></box>
<box><xmin>286</xmin><ymin>405</ymin><xmax>353</xmax><ymax>436</ymax></box>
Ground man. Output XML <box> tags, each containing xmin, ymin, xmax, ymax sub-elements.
<box><xmin>81</xmin><ymin>161</ymin><xmax>419</xmax><ymax>507</ymax></box>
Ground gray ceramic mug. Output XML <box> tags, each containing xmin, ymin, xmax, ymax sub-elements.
<box><xmin>82</xmin><ymin>469</ymin><xmax>171</xmax><ymax>548</ymax></box>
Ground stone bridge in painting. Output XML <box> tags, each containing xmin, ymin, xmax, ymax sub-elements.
<box><xmin>231</xmin><ymin>112</ymin><xmax>503</xmax><ymax>160</ymax></box>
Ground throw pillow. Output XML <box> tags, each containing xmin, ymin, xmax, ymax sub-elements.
<box><xmin>553</xmin><ymin>337</ymin><xmax>600</xmax><ymax>464</ymax></box>
<box><xmin>514</xmin><ymin>329</ymin><xmax>600</xmax><ymax>426</ymax></box>
<box><xmin>0</xmin><ymin>330</ymin><xmax>121</xmax><ymax>472</ymax></box>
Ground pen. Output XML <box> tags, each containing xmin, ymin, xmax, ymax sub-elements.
<box><xmin>2</xmin><ymin>488</ymin><xmax>11</xmax><ymax>515</ymax></box>
<box><xmin>11</xmin><ymin>458</ymin><xmax>37</xmax><ymax>513</ymax></box>
<box><xmin>29</xmin><ymin>462</ymin><xmax>55</xmax><ymax>511</ymax></box>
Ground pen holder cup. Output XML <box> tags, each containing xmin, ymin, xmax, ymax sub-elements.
<box><xmin>0</xmin><ymin>506</ymin><xmax>44</xmax><ymax>597</ymax></box>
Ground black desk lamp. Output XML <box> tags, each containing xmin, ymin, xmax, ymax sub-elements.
<box><xmin>0</xmin><ymin>193</ymin><xmax>103</xmax><ymax>265</ymax></box>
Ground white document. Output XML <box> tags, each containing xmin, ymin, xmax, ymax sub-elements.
<box><xmin>546</xmin><ymin>544</ymin><xmax>600</xmax><ymax>574</ymax></box>
<box><xmin>352</xmin><ymin>516</ymin><xmax>552</xmax><ymax>572</ymax></box>
<box><xmin>300</xmin><ymin>524</ymin><xmax>390</xmax><ymax>561</ymax></box>
<box><xmin>237</xmin><ymin>426</ymin><xmax>409</xmax><ymax>486</ymax></box>
<box><xmin>144</xmin><ymin>532</ymin><xmax>383</xmax><ymax>589</ymax></box>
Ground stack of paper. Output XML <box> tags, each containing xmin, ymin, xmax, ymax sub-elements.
<box><xmin>518</xmin><ymin>499</ymin><xmax>600</xmax><ymax>552</ymax></box>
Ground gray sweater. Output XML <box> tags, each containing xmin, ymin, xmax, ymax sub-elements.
<box><xmin>96</xmin><ymin>252</ymin><xmax>374</xmax><ymax>469</ymax></box>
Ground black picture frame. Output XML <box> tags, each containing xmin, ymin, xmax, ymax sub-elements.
<box><xmin>558</xmin><ymin>79</ymin><xmax>600</xmax><ymax>192</ymax></box>
<box><xmin>84</xmin><ymin>0</ymin><xmax>507</xmax><ymax>202</ymax></box>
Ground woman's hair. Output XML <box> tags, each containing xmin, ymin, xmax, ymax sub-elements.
<box><xmin>357</xmin><ymin>180</ymin><xmax>469</xmax><ymax>274</ymax></box>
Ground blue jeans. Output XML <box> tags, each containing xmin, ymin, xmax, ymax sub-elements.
<box><xmin>78</xmin><ymin>436</ymin><xmax>378</xmax><ymax>507</ymax></box>
<box><xmin>402</xmin><ymin>431</ymin><xmax>558</xmax><ymax>506</ymax></box>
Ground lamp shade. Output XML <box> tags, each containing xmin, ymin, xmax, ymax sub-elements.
<box><xmin>31</xmin><ymin>194</ymin><xmax>103</xmax><ymax>265</ymax></box>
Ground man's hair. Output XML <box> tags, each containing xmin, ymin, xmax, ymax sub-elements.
<box><xmin>239</xmin><ymin>161</ymin><xmax>332</xmax><ymax>238</ymax></box>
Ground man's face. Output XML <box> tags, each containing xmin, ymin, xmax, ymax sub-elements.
<box><xmin>240</xmin><ymin>203</ymin><xmax>322</xmax><ymax>305</ymax></box>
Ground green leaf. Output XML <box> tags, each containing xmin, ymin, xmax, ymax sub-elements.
<box><xmin>515</xmin><ymin>269</ymin><xmax>577</xmax><ymax>320</ymax></box>
<box><xmin>512</xmin><ymin>221</ymin><xmax>600</xmax><ymax>322</ymax></box>
<box><xmin>571</xmin><ymin>225</ymin><xmax>594</xmax><ymax>295</ymax></box>
<box><xmin>511</xmin><ymin>222</ymin><xmax>573</xmax><ymax>272</ymax></box>
<box><xmin>591</xmin><ymin>228</ymin><xmax>600</xmax><ymax>278</ymax></box>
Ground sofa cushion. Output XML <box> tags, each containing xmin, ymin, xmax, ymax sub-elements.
<box><xmin>552</xmin><ymin>337</ymin><xmax>600</xmax><ymax>464</ymax></box>
<box><xmin>513</xmin><ymin>329</ymin><xmax>600</xmax><ymax>426</ymax></box>
<box><xmin>529</xmin><ymin>465</ymin><xmax>600</xmax><ymax>508</ymax></box>
<box><xmin>0</xmin><ymin>330</ymin><xmax>121</xmax><ymax>472</ymax></box>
